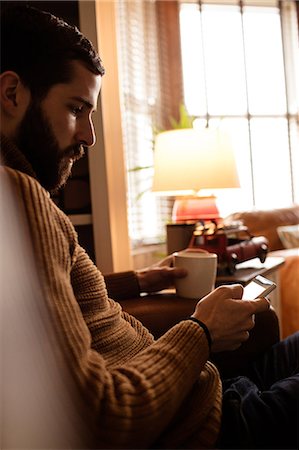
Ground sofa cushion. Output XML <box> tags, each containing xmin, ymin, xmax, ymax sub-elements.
<box><xmin>225</xmin><ymin>205</ymin><xmax>299</xmax><ymax>251</ymax></box>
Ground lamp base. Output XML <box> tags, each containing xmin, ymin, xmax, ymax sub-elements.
<box><xmin>172</xmin><ymin>196</ymin><xmax>221</xmax><ymax>223</ymax></box>
<box><xmin>166</xmin><ymin>222</ymin><xmax>196</xmax><ymax>255</ymax></box>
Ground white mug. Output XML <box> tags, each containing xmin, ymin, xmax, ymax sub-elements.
<box><xmin>174</xmin><ymin>250</ymin><xmax>217</xmax><ymax>299</ymax></box>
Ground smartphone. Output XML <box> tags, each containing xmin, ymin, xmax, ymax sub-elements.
<box><xmin>243</xmin><ymin>275</ymin><xmax>276</xmax><ymax>300</ymax></box>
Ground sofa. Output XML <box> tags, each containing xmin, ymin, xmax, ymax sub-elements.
<box><xmin>226</xmin><ymin>205</ymin><xmax>299</xmax><ymax>338</ymax></box>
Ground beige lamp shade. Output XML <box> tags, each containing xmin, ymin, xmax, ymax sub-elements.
<box><xmin>152</xmin><ymin>128</ymin><xmax>240</xmax><ymax>195</ymax></box>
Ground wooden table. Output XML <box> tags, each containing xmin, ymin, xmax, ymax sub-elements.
<box><xmin>216</xmin><ymin>255</ymin><xmax>285</xmax><ymax>286</ymax></box>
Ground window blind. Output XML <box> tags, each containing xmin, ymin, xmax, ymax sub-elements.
<box><xmin>116</xmin><ymin>0</ymin><xmax>171</xmax><ymax>248</ymax></box>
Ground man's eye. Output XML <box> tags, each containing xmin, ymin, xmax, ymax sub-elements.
<box><xmin>70</xmin><ymin>105</ymin><xmax>84</xmax><ymax>116</ymax></box>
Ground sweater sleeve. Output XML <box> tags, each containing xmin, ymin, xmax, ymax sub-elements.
<box><xmin>70</xmin><ymin>244</ymin><xmax>154</xmax><ymax>364</ymax></box>
<box><xmin>9</xmin><ymin>168</ymin><xmax>222</xmax><ymax>449</ymax></box>
<box><xmin>104</xmin><ymin>270</ymin><xmax>141</xmax><ymax>300</ymax></box>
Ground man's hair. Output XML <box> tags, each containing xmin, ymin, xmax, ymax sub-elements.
<box><xmin>1</xmin><ymin>4</ymin><xmax>105</xmax><ymax>98</ymax></box>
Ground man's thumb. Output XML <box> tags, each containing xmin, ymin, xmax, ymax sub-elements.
<box><xmin>248</xmin><ymin>297</ymin><xmax>271</xmax><ymax>313</ymax></box>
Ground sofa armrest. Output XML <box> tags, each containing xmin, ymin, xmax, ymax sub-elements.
<box><xmin>269</xmin><ymin>248</ymin><xmax>299</xmax><ymax>338</ymax></box>
<box><xmin>119</xmin><ymin>293</ymin><xmax>280</xmax><ymax>377</ymax></box>
<box><xmin>119</xmin><ymin>292</ymin><xmax>196</xmax><ymax>338</ymax></box>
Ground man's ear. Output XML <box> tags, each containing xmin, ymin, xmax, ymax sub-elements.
<box><xmin>0</xmin><ymin>71</ymin><xmax>30</xmax><ymax>118</ymax></box>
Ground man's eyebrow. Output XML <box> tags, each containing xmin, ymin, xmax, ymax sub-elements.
<box><xmin>71</xmin><ymin>96</ymin><xmax>96</xmax><ymax>112</ymax></box>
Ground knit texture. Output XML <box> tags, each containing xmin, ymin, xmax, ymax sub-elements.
<box><xmin>1</xmin><ymin>136</ymin><xmax>222</xmax><ymax>448</ymax></box>
<box><xmin>103</xmin><ymin>270</ymin><xmax>141</xmax><ymax>300</ymax></box>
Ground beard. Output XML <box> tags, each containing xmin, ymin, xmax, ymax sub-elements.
<box><xmin>16</xmin><ymin>100</ymin><xmax>85</xmax><ymax>194</ymax></box>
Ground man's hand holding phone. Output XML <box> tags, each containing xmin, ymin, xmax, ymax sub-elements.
<box><xmin>191</xmin><ymin>284</ymin><xmax>270</xmax><ymax>352</ymax></box>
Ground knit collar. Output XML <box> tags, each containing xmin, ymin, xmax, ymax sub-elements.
<box><xmin>0</xmin><ymin>133</ymin><xmax>37</xmax><ymax>180</ymax></box>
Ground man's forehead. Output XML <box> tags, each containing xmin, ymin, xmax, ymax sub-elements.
<box><xmin>61</xmin><ymin>61</ymin><xmax>102</xmax><ymax>109</ymax></box>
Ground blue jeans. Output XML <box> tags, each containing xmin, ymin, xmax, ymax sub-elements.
<box><xmin>218</xmin><ymin>332</ymin><xmax>299</xmax><ymax>449</ymax></box>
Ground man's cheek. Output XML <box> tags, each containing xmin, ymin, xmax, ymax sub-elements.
<box><xmin>52</xmin><ymin>119</ymin><xmax>73</xmax><ymax>148</ymax></box>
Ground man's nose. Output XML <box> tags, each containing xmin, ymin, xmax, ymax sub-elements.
<box><xmin>77</xmin><ymin>118</ymin><xmax>96</xmax><ymax>147</ymax></box>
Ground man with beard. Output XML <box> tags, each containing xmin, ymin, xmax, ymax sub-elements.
<box><xmin>14</xmin><ymin>97</ymin><xmax>85</xmax><ymax>192</ymax></box>
<box><xmin>1</xmin><ymin>5</ymin><xmax>298</xmax><ymax>450</ymax></box>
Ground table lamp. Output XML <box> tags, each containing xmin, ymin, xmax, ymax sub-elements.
<box><xmin>152</xmin><ymin>127</ymin><xmax>240</xmax><ymax>223</ymax></box>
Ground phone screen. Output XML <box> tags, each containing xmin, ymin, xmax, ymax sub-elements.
<box><xmin>243</xmin><ymin>281</ymin><xmax>268</xmax><ymax>299</ymax></box>
<box><xmin>243</xmin><ymin>276</ymin><xmax>276</xmax><ymax>300</ymax></box>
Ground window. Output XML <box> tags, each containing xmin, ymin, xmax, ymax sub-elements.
<box><xmin>180</xmin><ymin>0</ymin><xmax>299</xmax><ymax>215</ymax></box>
<box><xmin>116</xmin><ymin>0</ymin><xmax>299</xmax><ymax>250</ymax></box>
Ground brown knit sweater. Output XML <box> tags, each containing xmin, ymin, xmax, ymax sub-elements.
<box><xmin>0</xmin><ymin>135</ymin><xmax>222</xmax><ymax>449</ymax></box>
